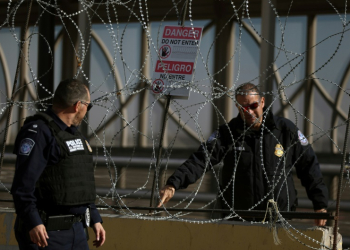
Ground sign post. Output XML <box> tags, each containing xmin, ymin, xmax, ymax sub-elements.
<box><xmin>149</xmin><ymin>6</ymin><xmax>203</xmax><ymax>210</ymax></box>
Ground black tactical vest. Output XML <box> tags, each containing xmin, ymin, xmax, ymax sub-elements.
<box><xmin>26</xmin><ymin>112</ymin><xmax>96</xmax><ymax>206</ymax></box>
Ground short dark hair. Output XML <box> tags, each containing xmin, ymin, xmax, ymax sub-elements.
<box><xmin>235</xmin><ymin>83</ymin><xmax>261</xmax><ymax>99</ymax></box>
<box><xmin>53</xmin><ymin>79</ymin><xmax>89</xmax><ymax>108</ymax></box>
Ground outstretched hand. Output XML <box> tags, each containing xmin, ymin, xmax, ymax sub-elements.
<box><xmin>314</xmin><ymin>208</ymin><xmax>327</xmax><ymax>226</ymax></box>
<box><xmin>157</xmin><ymin>185</ymin><xmax>175</xmax><ymax>207</ymax></box>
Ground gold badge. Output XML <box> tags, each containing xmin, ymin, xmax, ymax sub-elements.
<box><xmin>274</xmin><ymin>144</ymin><xmax>284</xmax><ymax>157</ymax></box>
<box><xmin>85</xmin><ymin>140</ymin><xmax>92</xmax><ymax>152</ymax></box>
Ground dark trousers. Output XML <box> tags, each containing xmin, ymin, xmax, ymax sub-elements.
<box><xmin>15</xmin><ymin>221</ymin><xmax>89</xmax><ymax>250</ymax></box>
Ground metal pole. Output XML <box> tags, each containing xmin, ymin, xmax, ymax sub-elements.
<box><xmin>180</xmin><ymin>0</ymin><xmax>188</xmax><ymax>27</ymax></box>
<box><xmin>259</xmin><ymin>0</ymin><xmax>276</xmax><ymax>106</ymax></box>
<box><xmin>333</xmin><ymin>106</ymin><xmax>350</xmax><ymax>250</ymax></box>
<box><xmin>149</xmin><ymin>96</ymin><xmax>171</xmax><ymax>209</ymax></box>
<box><xmin>0</xmin><ymin>0</ymin><xmax>33</xmax><ymax>174</ymax></box>
<box><xmin>37</xmin><ymin>2</ymin><xmax>55</xmax><ymax>108</ymax></box>
<box><xmin>149</xmin><ymin>0</ymin><xmax>189</xmax><ymax>210</ymax></box>
<box><xmin>304</xmin><ymin>15</ymin><xmax>316</xmax><ymax>144</ymax></box>
<box><xmin>212</xmin><ymin>13</ymin><xmax>235</xmax><ymax>129</ymax></box>
<box><xmin>138</xmin><ymin>26</ymin><xmax>151</xmax><ymax>147</ymax></box>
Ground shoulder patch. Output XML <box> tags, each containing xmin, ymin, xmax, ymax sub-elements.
<box><xmin>19</xmin><ymin>138</ymin><xmax>35</xmax><ymax>155</ymax></box>
<box><xmin>298</xmin><ymin>130</ymin><xmax>309</xmax><ymax>146</ymax></box>
<box><xmin>207</xmin><ymin>131</ymin><xmax>220</xmax><ymax>143</ymax></box>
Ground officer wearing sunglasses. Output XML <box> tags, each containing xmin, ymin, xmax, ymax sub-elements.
<box><xmin>159</xmin><ymin>82</ymin><xmax>328</xmax><ymax>227</ymax></box>
<box><xmin>12</xmin><ymin>79</ymin><xmax>105</xmax><ymax>249</ymax></box>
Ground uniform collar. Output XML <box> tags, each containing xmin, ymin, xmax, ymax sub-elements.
<box><xmin>45</xmin><ymin>108</ymin><xmax>78</xmax><ymax>134</ymax></box>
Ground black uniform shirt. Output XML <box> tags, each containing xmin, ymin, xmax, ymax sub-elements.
<box><xmin>166</xmin><ymin>109</ymin><xmax>328</xmax><ymax>211</ymax></box>
<box><xmin>11</xmin><ymin>108</ymin><xmax>102</xmax><ymax>230</ymax></box>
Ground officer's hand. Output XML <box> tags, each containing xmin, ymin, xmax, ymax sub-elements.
<box><xmin>29</xmin><ymin>224</ymin><xmax>49</xmax><ymax>247</ymax></box>
<box><xmin>314</xmin><ymin>208</ymin><xmax>327</xmax><ymax>226</ymax></box>
<box><xmin>157</xmin><ymin>185</ymin><xmax>175</xmax><ymax>207</ymax></box>
<box><xmin>92</xmin><ymin>222</ymin><xmax>106</xmax><ymax>248</ymax></box>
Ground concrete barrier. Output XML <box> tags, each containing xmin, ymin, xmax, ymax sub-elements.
<box><xmin>0</xmin><ymin>209</ymin><xmax>342</xmax><ymax>250</ymax></box>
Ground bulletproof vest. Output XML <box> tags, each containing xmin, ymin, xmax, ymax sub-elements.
<box><xmin>26</xmin><ymin>112</ymin><xmax>96</xmax><ymax>206</ymax></box>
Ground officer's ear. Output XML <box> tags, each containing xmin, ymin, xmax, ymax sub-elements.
<box><xmin>260</xmin><ymin>96</ymin><xmax>265</xmax><ymax>109</ymax></box>
<box><xmin>73</xmin><ymin>101</ymin><xmax>80</xmax><ymax>112</ymax></box>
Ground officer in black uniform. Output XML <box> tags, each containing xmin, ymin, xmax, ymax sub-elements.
<box><xmin>11</xmin><ymin>79</ymin><xmax>106</xmax><ymax>249</ymax></box>
<box><xmin>158</xmin><ymin>83</ymin><xmax>328</xmax><ymax>226</ymax></box>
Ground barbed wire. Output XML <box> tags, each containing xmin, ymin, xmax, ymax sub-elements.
<box><xmin>0</xmin><ymin>0</ymin><xmax>350</xmax><ymax>248</ymax></box>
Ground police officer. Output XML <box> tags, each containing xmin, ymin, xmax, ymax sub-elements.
<box><xmin>158</xmin><ymin>83</ymin><xmax>328</xmax><ymax>226</ymax></box>
<box><xmin>11</xmin><ymin>79</ymin><xmax>106</xmax><ymax>249</ymax></box>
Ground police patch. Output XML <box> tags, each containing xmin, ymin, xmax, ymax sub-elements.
<box><xmin>65</xmin><ymin>139</ymin><xmax>84</xmax><ymax>152</ymax></box>
<box><xmin>207</xmin><ymin>131</ymin><xmax>220</xmax><ymax>143</ymax></box>
<box><xmin>19</xmin><ymin>138</ymin><xmax>35</xmax><ymax>156</ymax></box>
<box><xmin>298</xmin><ymin>130</ymin><xmax>308</xmax><ymax>146</ymax></box>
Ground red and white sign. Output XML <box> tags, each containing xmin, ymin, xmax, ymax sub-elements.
<box><xmin>163</xmin><ymin>26</ymin><xmax>202</xmax><ymax>40</ymax></box>
<box><xmin>155</xmin><ymin>61</ymin><xmax>194</xmax><ymax>74</ymax></box>
<box><xmin>152</xmin><ymin>25</ymin><xmax>203</xmax><ymax>99</ymax></box>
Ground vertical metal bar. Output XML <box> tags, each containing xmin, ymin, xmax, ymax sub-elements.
<box><xmin>333</xmin><ymin>106</ymin><xmax>350</xmax><ymax>250</ymax></box>
<box><xmin>259</xmin><ymin>0</ymin><xmax>276</xmax><ymax>106</ymax></box>
<box><xmin>181</xmin><ymin>0</ymin><xmax>188</xmax><ymax>27</ymax></box>
<box><xmin>77</xmin><ymin>3</ymin><xmax>91</xmax><ymax>136</ymax></box>
<box><xmin>37</xmin><ymin>3</ymin><xmax>55</xmax><ymax>108</ymax></box>
<box><xmin>0</xmin><ymin>0</ymin><xmax>34</xmax><ymax>174</ymax></box>
<box><xmin>61</xmin><ymin>23</ymin><xmax>78</xmax><ymax>80</ymax></box>
<box><xmin>149</xmin><ymin>96</ymin><xmax>171</xmax><ymax>209</ymax></box>
<box><xmin>138</xmin><ymin>27</ymin><xmax>151</xmax><ymax>147</ymax></box>
<box><xmin>212</xmin><ymin>16</ymin><xmax>235</xmax><ymax>129</ymax></box>
<box><xmin>18</xmin><ymin>27</ymin><xmax>29</xmax><ymax>130</ymax></box>
<box><xmin>304</xmin><ymin>15</ymin><xmax>316</xmax><ymax>144</ymax></box>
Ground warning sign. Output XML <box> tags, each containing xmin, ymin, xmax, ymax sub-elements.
<box><xmin>159</xmin><ymin>45</ymin><xmax>171</xmax><ymax>59</ymax></box>
<box><xmin>152</xmin><ymin>79</ymin><xmax>164</xmax><ymax>94</ymax></box>
<box><xmin>155</xmin><ymin>61</ymin><xmax>194</xmax><ymax>74</ymax></box>
<box><xmin>163</xmin><ymin>26</ymin><xmax>202</xmax><ymax>40</ymax></box>
<box><xmin>152</xmin><ymin>25</ymin><xmax>203</xmax><ymax>99</ymax></box>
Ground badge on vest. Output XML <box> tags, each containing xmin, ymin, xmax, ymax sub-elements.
<box><xmin>274</xmin><ymin>144</ymin><xmax>284</xmax><ymax>157</ymax></box>
<box><xmin>19</xmin><ymin>138</ymin><xmax>35</xmax><ymax>155</ymax></box>
<box><xmin>65</xmin><ymin>139</ymin><xmax>84</xmax><ymax>152</ymax></box>
<box><xmin>298</xmin><ymin>130</ymin><xmax>309</xmax><ymax>146</ymax></box>
<box><xmin>85</xmin><ymin>140</ymin><xmax>92</xmax><ymax>152</ymax></box>
<box><xmin>207</xmin><ymin>131</ymin><xmax>220</xmax><ymax>143</ymax></box>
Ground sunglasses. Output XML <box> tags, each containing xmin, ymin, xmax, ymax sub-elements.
<box><xmin>80</xmin><ymin>100</ymin><xmax>93</xmax><ymax>111</ymax></box>
<box><xmin>238</xmin><ymin>102</ymin><xmax>259</xmax><ymax>112</ymax></box>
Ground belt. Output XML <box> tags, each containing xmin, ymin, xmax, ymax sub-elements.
<box><xmin>40</xmin><ymin>211</ymin><xmax>85</xmax><ymax>231</ymax></box>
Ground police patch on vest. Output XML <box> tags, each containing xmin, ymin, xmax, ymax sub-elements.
<box><xmin>85</xmin><ymin>140</ymin><xmax>92</xmax><ymax>152</ymax></box>
<box><xmin>65</xmin><ymin>139</ymin><xmax>84</xmax><ymax>152</ymax></box>
<box><xmin>19</xmin><ymin>138</ymin><xmax>35</xmax><ymax>155</ymax></box>
<box><xmin>207</xmin><ymin>131</ymin><xmax>220</xmax><ymax>143</ymax></box>
<box><xmin>274</xmin><ymin>144</ymin><xmax>284</xmax><ymax>157</ymax></box>
<box><xmin>298</xmin><ymin>130</ymin><xmax>308</xmax><ymax>146</ymax></box>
